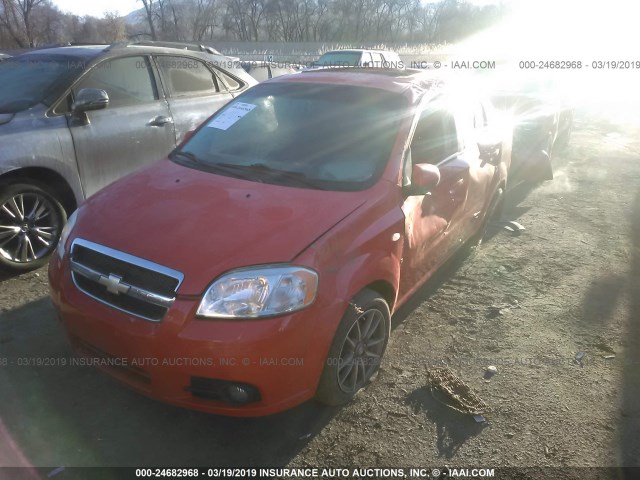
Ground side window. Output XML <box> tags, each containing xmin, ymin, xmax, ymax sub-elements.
<box><xmin>73</xmin><ymin>56</ymin><xmax>157</xmax><ymax>107</ymax></box>
<box><xmin>157</xmin><ymin>56</ymin><xmax>219</xmax><ymax>97</ymax></box>
<box><xmin>411</xmin><ymin>107</ymin><xmax>460</xmax><ymax>164</ymax></box>
<box><xmin>215</xmin><ymin>70</ymin><xmax>242</xmax><ymax>92</ymax></box>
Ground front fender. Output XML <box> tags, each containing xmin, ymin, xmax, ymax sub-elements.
<box><xmin>295</xmin><ymin>181</ymin><xmax>405</xmax><ymax>329</ymax></box>
<box><xmin>0</xmin><ymin>112</ymin><xmax>83</xmax><ymax>203</ymax></box>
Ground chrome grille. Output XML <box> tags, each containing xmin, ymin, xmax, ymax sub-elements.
<box><xmin>69</xmin><ymin>238</ymin><xmax>184</xmax><ymax>322</ymax></box>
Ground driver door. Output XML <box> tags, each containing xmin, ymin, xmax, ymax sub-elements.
<box><xmin>399</xmin><ymin>102</ymin><xmax>470</xmax><ymax>299</ymax></box>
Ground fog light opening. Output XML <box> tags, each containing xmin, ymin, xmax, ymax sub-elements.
<box><xmin>189</xmin><ymin>377</ymin><xmax>261</xmax><ymax>405</ymax></box>
<box><xmin>227</xmin><ymin>385</ymin><xmax>251</xmax><ymax>404</ymax></box>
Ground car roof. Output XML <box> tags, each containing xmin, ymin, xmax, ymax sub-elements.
<box><xmin>268</xmin><ymin>68</ymin><xmax>442</xmax><ymax>103</ymax></box>
<box><xmin>20</xmin><ymin>45</ymin><xmax>106</xmax><ymax>60</ymax></box>
<box><xmin>16</xmin><ymin>43</ymin><xmax>234</xmax><ymax>64</ymax></box>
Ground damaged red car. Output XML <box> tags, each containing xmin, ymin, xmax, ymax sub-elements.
<box><xmin>48</xmin><ymin>68</ymin><xmax>510</xmax><ymax>416</ymax></box>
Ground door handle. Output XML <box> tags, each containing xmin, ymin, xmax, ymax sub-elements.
<box><xmin>148</xmin><ymin>115</ymin><xmax>174</xmax><ymax>127</ymax></box>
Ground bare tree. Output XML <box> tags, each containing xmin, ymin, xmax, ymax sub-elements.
<box><xmin>246</xmin><ymin>0</ymin><xmax>265</xmax><ymax>41</ymax></box>
<box><xmin>0</xmin><ymin>0</ymin><xmax>48</xmax><ymax>47</ymax></box>
<box><xmin>102</xmin><ymin>11</ymin><xmax>126</xmax><ymax>42</ymax></box>
<box><xmin>223</xmin><ymin>0</ymin><xmax>265</xmax><ymax>41</ymax></box>
<box><xmin>31</xmin><ymin>2</ymin><xmax>65</xmax><ymax>44</ymax></box>
<box><xmin>0</xmin><ymin>0</ymin><xmax>508</xmax><ymax>49</ymax></box>
<box><xmin>311</xmin><ymin>0</ymin><xmax>329</xmax><ymax>41</ymax></box>
<box><xmin>177</xmin><ymin>0</ymin><xmax>220</xmax><ymax>41</ymax></box>
<box><xmin>139</xmin><ymin>0</ymin><xmax>158</xmax><ymax>40</ymax></box>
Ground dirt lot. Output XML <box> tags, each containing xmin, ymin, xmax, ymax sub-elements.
<box><xmin>1</xmin><ymin>112</ymin><xmax>639</xmax><ymax>475</ymax></box>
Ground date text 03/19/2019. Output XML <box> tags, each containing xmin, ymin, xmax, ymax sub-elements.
<box><xmin>519</xmin><ymin>60</ymin><xmax>640</xmax><ymax>69</ymax></box>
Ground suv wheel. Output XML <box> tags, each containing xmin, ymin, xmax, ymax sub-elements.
<box><xmin>0</xmin><ymin>182</ymin><xmax>67</xmax><ymax>272</ymax></box>
<box><xmin>316</xmin><ymin>289</ymin><xmax>390</xmax><ymax>406</ymax></box>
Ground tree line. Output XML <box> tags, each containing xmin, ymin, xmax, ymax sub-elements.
<box><xmin>1</xmin><ymin>0</ymin><xmax>508</xmax><ymax>49</ymax></box>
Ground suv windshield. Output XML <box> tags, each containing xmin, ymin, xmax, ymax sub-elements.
<box><xmin>172</xmin><ymin>83</ymin><xmax>406</xmax><ymax>191</ymax></box>
<box><xmin>315</xmin><ymin>52</ymin><xmax>362</xmax><ymax>67</ymax></box>
<box><xmin>0</xmin><ymin>55</ymin><xmax>85</xmax><ymax>113</ymax></box>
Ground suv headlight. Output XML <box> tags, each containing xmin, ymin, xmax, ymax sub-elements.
<box><xmin>197</xmin><ymin>265</ymin><xmax>318</xmax><ymax>318</ymax></box>
<box><xmin>55</xmin><ymin>210</ymin><xmax>78</xmax><ymax>259</ymax></box>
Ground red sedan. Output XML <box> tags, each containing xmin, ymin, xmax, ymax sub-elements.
<box><xmin>48</xmin><ymin>68</ymin><xmax>510</xmax><ymax>416</ymax></box>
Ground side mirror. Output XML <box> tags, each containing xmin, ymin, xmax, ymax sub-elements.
<box><xmin>72</xmin><ymin>88</ymin><xmax>109</xmax><ymax>114</ymax></box>
<box><xmin>478</xmin><ymin>139</ymin><xmax>502</xmax><ymax>165</ymax></box>
<box><xmin>409</xmin><ymin>163</ymin><xmax>441</xmax><ymax>194</ymax></box>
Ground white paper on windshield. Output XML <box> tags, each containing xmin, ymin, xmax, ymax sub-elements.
<box><xmin>207</xmin><ymin>102</ymin><xmax>256</xmax><ymax>130</ymax></box>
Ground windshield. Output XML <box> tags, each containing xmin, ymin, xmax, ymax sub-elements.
<box><xmin>173</xmin><ymin>83</ymin><xmax>406</xmax><ymax>191</ymax></box>
<box><xmin>315</xmin><ymin>52</ymin><xmax>362</xmax><ymax>67</ymax></box>
<box><xmin>0</xmin><ymin>55</ymin><xmax>85</xmax><ymax>113</ymax></box>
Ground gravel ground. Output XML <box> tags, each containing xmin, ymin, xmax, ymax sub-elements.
<box><xmin>0</xmin><ymin>113</ymin><xmax>639</xmax><ymax>476</ymax></box>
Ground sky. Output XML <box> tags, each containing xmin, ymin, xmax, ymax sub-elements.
<box><xmin>53</xmin><ymin>0</ymin><xmax>141</xmax><ymax>18</ymax></box>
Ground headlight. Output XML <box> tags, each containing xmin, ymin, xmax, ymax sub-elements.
<box><xmin>197</xmin><ymin>265</ymin><xmax>318</xmax><ymax>318</ymax></box>
<box><xmin>55</xmin><ymin>210</ymin><xmax>78</xmax><ymax>259</ymax></box>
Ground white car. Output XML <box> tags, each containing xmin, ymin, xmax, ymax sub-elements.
<box><xmin>308</xmin><ymin>49</ymin><xmax>404</xmax><ymax>70</ymax></box>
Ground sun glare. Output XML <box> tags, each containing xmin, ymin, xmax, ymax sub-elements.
<box><xmin>453</xmin><ymin>0</ymin><xmax>640</xmax><ymax>124</ymax></box>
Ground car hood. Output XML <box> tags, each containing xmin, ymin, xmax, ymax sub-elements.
<box><xmin>73</xmin><ymin>159</ymin><xmax>368</xmax><ymax>295</ymax></box>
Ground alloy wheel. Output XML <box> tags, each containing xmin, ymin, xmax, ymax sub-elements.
<box><xmin>336</xmin><ymin>308</ymin><xmax>387</xmax><ymax>393</ymax></box>
<box><xmin>0</xmin><ymin>192</ymin><xmax>61</xmax><ymax>264</ymax></box>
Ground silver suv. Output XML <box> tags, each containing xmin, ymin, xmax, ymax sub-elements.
<box><xmin>0</xmin><ymin>42</ymin><xmax>256</xmax><ymax>272</ymax></box>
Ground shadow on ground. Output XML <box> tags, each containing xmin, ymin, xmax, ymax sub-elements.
<box><xmin>405</xmin><ymin>387</ymin><xmax>486</xmax><ymax>459</ymax></box>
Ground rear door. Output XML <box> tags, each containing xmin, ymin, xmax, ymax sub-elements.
<box><xmin>69</xmin><ymin>55</ymin><xmax>176</xmax><ymax>197</ymax></box>
<box><xmin>154</xmin><ymin>55</ymin><xmax>235</xmax><ymax>143</ymax></box>
<box><xmin>455</xmin><ymin>100</ymin><xmax>501</xmax><ymax>233</ymax></box>
<box><xmin>492</xmin><ymin>94</ymin><xmax>552</xmax><ymax>183</ymax></box>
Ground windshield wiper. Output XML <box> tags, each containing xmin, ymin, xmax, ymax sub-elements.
<box><xmin>171</xmin><ymin>152</ymin><xmax>259</xmax><ymax>181</ymax></box>
<box><xmin>216</xmin><ymin>163</ymin><xmax>327</xmax><ymax>189</ymax></box>
<box><xmin>171</xmin><ymin>155</ymin><xmax>328</xmax><ymax>188</ymax></box>
<box><xmin>171</xmin><ymin>150</ymin><xmax>202</xmax><ymax>164</ymax></box>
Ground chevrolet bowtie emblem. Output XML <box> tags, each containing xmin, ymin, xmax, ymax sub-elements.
<box><xmin>98</xmin><ymin>273</ymin><xmax>130</xmax><ymax>295</ymax></box>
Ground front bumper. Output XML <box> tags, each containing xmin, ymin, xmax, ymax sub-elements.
<box><xmin>48</xmin><ymin>255</ymin><xmax>345</xmax><ymax>417</ymax></box>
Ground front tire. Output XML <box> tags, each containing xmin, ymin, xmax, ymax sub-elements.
<box><xmin>316</xmin><ymin>289</ymin><xmax>391</xmax><ymax>406</ymax></box>
<box><xmin>0</xmin><ymin>182</ymin><xmax>67</xmax><ymax>272</ymax></box>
